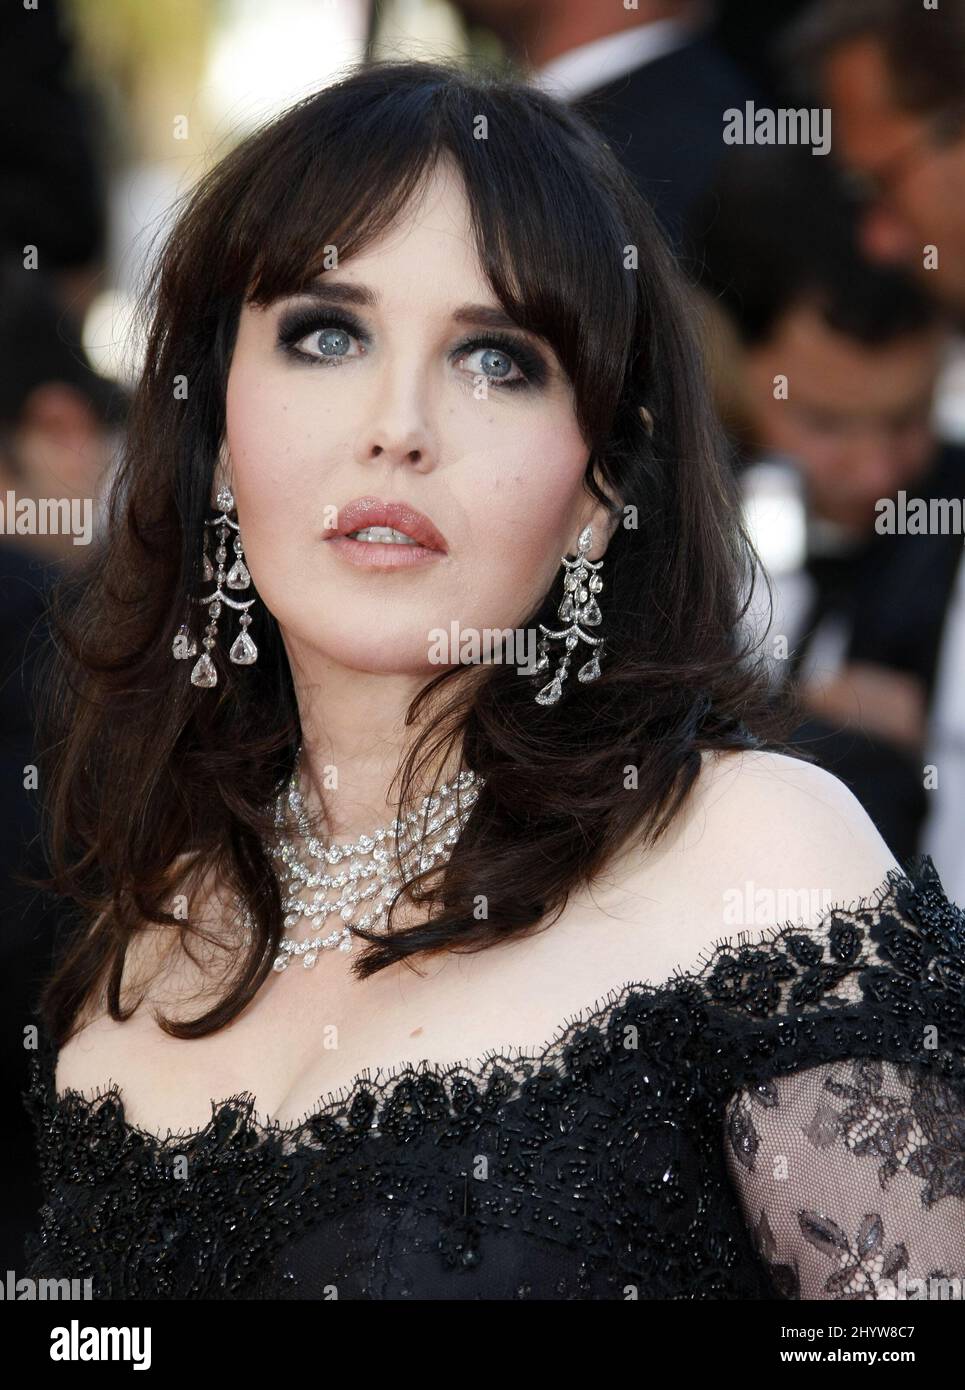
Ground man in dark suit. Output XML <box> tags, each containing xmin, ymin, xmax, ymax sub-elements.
<box><xmin>450</xmin><ymin>0</ymin><xmax>759</xmax><ymax>253</ymax></box>
<box><xmin>692</xmin><ymin>146</ymin><xmax>964</xmax><ymax>864</ymax></box>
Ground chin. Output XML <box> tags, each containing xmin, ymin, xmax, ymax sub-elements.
<box><xmin>318</xmin><ymin>632</ymin><xmax>451</xmax><ymax>676</ymax></box>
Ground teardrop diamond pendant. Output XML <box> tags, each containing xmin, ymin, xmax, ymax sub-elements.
<box><xmin>191</xmin><ymin>652</ymin><xmax>218</xmax><ymax>688</ymax></box>
<box><xmin>229</xmin><ymin>634</ymin><xmax>257</xmax><ymax>664</ymax></box>
<box><xmin>226</xmin><ymin>558</ymin><xmax>250</xmax><ymax>589</ymax></box>
<box><xmin>229</xmin><ymin>613</ymin><xmax>257</xmax><ymax>665</ymax></box>
<box><xmin>535</xmin><ymin>675</ymin><xmax>563</xmax><ymax>706</ymax></box>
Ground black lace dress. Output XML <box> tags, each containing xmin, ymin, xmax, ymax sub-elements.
<box><xmin>21</xmin><ymin>855</ymin><xmax>965</xmax><ymax>1300</ymax></box>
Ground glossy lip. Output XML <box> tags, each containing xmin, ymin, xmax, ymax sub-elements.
<box><xmin>324</xmin><ymin>496</ymin><xmax>449</xmax><ymax>554</ymax></box>
<box><xmin>325</xmin><ymin>533</ymin><xmax>445</xmax><ymax>568</ymax></box>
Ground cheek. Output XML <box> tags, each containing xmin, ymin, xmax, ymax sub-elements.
<box><xmin>804</xmin><ymin>445</ymin><xmax>847</xmax><ymax>486</ymax></box>
<box><xmin>224</xmin><ymin>359</ymin><xmax>341</xmax><ymax>552</ymax></box>
<box><xmin>225</xmin><ymin>361</ymin><xmax>317</xmax><ymax>488</ymax></box>
<box><xmin>220</xmin><ymin>363</ymin><xmax>335</xmax><ymax>630</ymax></box>
<box><xmin>450</xmin><ymin>413</ymin><xmax>590</xmax><ymax>621</ymax></box>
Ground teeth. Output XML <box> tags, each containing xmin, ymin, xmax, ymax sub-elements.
<box><xmin>348</xmin><ymin>526</ymin><xmax>419</xmax><ymax>545</ymax></box>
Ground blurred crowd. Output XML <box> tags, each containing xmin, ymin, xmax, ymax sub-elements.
<box><xmin>2</xmin><ymin>0</ymin><xmax>963</xmax><ymax>1265</ymax></box>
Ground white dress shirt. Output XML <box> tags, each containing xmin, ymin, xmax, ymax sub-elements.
<box><xmin>529</xmin><ymin>19</ymin><xmax>695</xmax><ymax>101</ymax></box>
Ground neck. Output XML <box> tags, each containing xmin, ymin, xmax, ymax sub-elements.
<box><xmin>286</xmin><ymin>644</ymin><xmax>474</xmax><ymax>845</ymax></box>
<box><xmin>504</xmin><ymin>1</ymin><xmax>695</xmax><ymax>69</ymax></box>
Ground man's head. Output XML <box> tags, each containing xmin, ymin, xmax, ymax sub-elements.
<box><xmin>694</xmin><ymin>146</ymin><xmax>950</xmax><ymax>533</ymax></box>
<box><xmin>0</xmin><ymin>261</ymin><xmax>127</xmax><ymax>558</ymax></box>
<box><xmin>788</xmin><ymin>0</ymin><xmax>965</xmax><ymax>309</ymax></box>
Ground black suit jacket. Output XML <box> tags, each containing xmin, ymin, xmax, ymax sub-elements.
<box><xmin>571</xmin><ymin>36</ymin><xmax>759</xmax><ymax>254</ymax></box>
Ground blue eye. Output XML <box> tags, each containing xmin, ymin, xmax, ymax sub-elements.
<box><xmin>314</xmin><ymin>327</ymin><xmax>353</xmax><ymax>359</ymax></box>
<box><xmin>459</xmin><ymin>343</ymin><xmax>525</xmax><ymax>386</ymax></box>
<box><xmin>287</xmin><ymin>321</ymin><xmax>360</xmax><ymax>365</ymax></box>
<box><xmin>277</xmin><ymin>307</ymin><xmax>368</xmax><ymax>366</ymax></box>
<box><xmin>275</xmin><ymin>308</ymin><xmax>547</xmax><ymax>390</ymax></box>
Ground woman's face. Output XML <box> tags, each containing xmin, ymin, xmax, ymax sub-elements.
<box><xmin>219</xmin><ymin>158</ymin><xmax>614</xmax><ymax>679</ymax></box>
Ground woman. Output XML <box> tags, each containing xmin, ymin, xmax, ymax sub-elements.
<box><xmin>21</xmin><ymin>60</ymin><xmax>965</xmax><ymax>1300</ymax></box>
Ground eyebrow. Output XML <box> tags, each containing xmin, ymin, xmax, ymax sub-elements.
<box><xmin>283</xmin><ymin>277</ymin><xmax>533</xmax><ymax>335</ymax></box>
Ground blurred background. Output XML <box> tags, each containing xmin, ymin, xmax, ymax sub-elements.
<box><xmin>2</xmin><ymin>0</ymin><xmax>964</xmax><ymax>1267</ymax></box>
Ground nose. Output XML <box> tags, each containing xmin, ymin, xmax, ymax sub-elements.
<box><xmin>859</xmin><ymin>204</ymin><xmax>918</xmax><ymax>265</ymax></box>
<box><xmin>360</xmin><ymin>431</ymin><xmax>431</xmax><ymax>470</ymax></box>
<box><xmin>355</xmin><ymin>362</ymin><xmax>436</xmax><ymax>473</ymax></box>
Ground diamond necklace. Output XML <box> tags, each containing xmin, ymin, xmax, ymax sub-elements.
<box><xmin>261</xmin><ymin>746</ymin><xmax>484</xmax><ymax>973</ymax></box>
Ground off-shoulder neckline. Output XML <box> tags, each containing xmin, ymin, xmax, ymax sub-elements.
<box><xmin>27</xmin><ymin>855</ymin><xmax>952</xmax><ymax>1152</ymax></box>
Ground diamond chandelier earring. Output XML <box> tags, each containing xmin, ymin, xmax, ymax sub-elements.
<box><xmin>172</xmin><ymin>484</ymin><xmax>258</xmax><ymax>688</ymax></box>
<box><xmin>532</xmin><ymin>524</ymin><xmax>604</xmax><ymax>706</ymax></box>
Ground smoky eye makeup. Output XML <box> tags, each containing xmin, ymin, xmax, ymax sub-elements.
<box><xmin>276</xmin><ymin>304</ymin><xmax>370</xmax><ymax>357</ymax></box>
<box><xmin>273</xmin><ymin>303</ymin><xmax>551</xmax><ymax>390</ymax></box>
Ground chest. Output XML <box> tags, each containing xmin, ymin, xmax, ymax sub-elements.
<box><xmin>51</xmin><ymin>862</ymin><xmax>718</xmax><ymax>1136</ymax></box>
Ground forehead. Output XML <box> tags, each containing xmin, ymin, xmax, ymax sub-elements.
<box><xmin>823</xmin><ymin>36</ymin><xmax>919</xmax><ymax>156</ymax></box>
<box><xmin>330</xmin><ymin>170</ymin><xmax>496</xmax><ymax>324</ymax></box>
<box><xmin>765</xmin><ymin>301</ymin><xmax>942</xmax><ymax>406</ymax></box>
<box><xmin>240</xmin><ymin>159</ymin><xmax>500</xmax><ymax>330</ymax></box>
<box><xmin>333</xmin><ymin>160</ymin><xmax>486</xmax><ymax>286</ymax></box>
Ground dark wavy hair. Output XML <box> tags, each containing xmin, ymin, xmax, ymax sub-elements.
<box><xmin>28</xmin><ymin>58</ymin><xmax>803</xmax><ymax>1046</ymax></box>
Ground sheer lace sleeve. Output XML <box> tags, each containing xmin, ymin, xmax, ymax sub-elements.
<box><xmin>708</xmin><ymin>856</ymin><xmax>965</xmax><ymax>1300</ymax></box>
<box><xmin>724</xmin><ymin>1059</ymin><xmax>965</xmax><ymax>1298</ymax></box>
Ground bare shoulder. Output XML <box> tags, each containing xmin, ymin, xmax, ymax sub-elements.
<box><xmin>697</xmin><ymin>748</ymin><xmax>898</xmax><ymax>862</ymax></box>
<box><xmin>692</xmin><ymin>748</ymin><xmax>900</xmax><ymax>897</ymax></box>
<box><xmin>597</xmin><ymin>748</ymin><xmax>902</xmax><ymax>934</ymax></box>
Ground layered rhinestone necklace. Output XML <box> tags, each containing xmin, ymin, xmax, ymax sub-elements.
<box><xmin>259</xmin><ymin>746</ymin><xmax>484</xmax><ymax>974</ymax></box>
